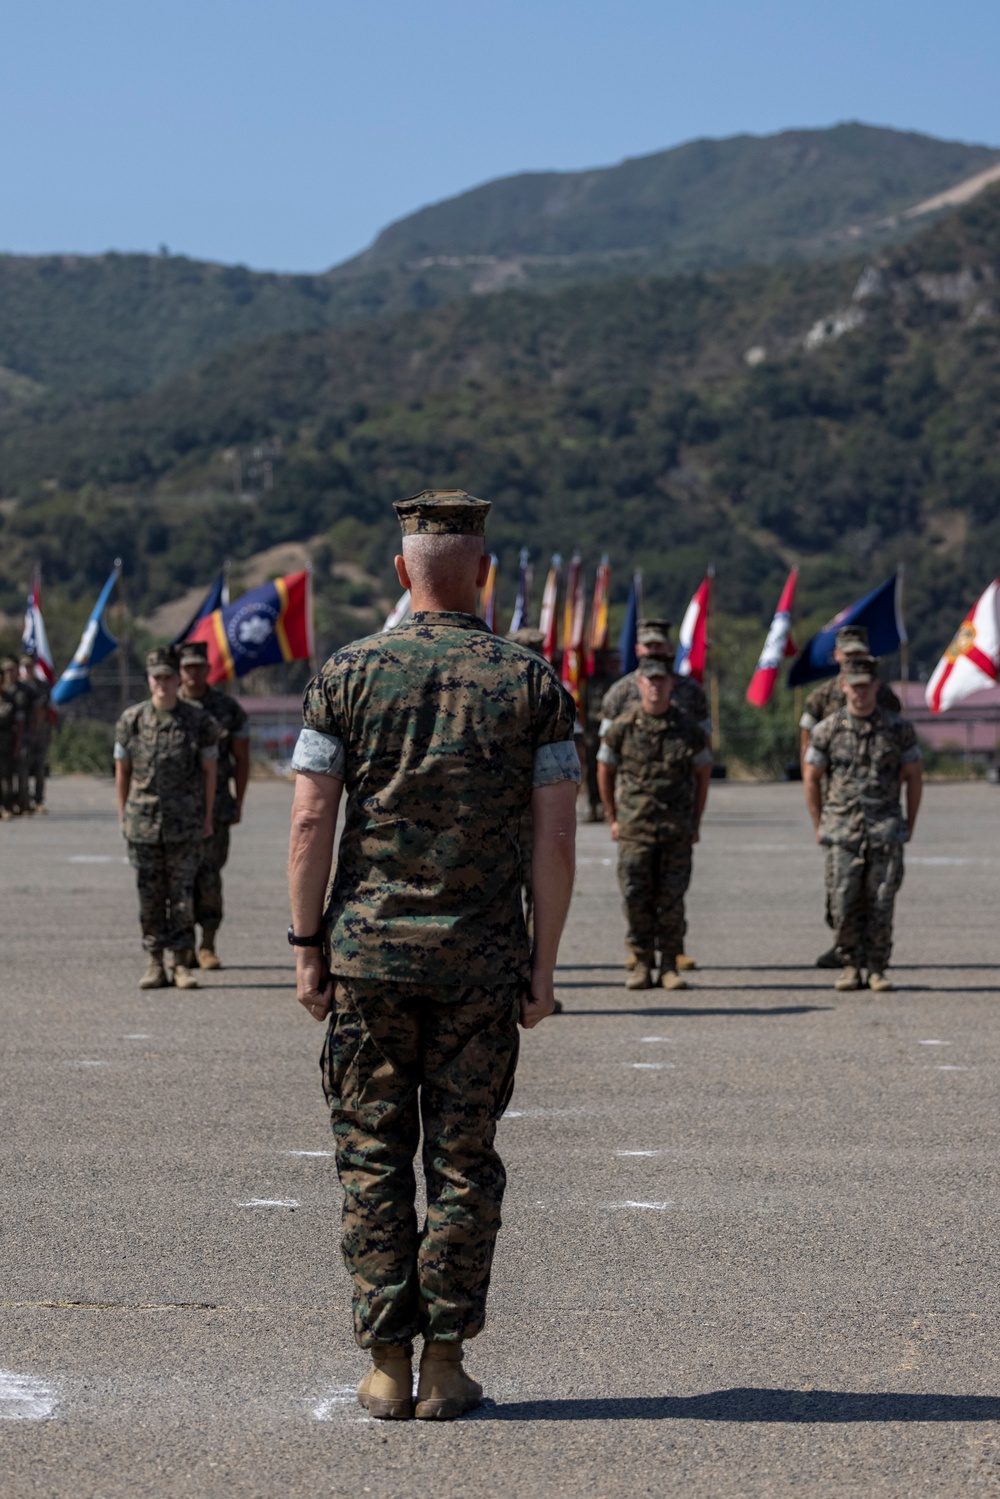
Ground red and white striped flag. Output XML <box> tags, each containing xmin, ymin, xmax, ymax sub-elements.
<box><xmin>22</xmin><ymin>567</ymin><xmax>55</xmax><ymax>685</ymax></box>
<box><xmin>539</xmin><ymin>554</ymin><xmax>561</xmax><ymax>663</ymax></box>
<box><xmin>561</xmin><ymin>560</ymin><xmax>587</xmax><ymax>714</ymax></box>
<box><xmin>925</xmin><ymin>579</ymin><xmax>1000</xmax><ymax>713</ymax></box>
<box><xmin>746</xmin><ymin>567</ymin><xmax>798</xmax><ymax>707</ymax></box>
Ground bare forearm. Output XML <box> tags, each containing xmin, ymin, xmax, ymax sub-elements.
<box><xmin>803</xmin><ymin>767</ymin><xmax>823</xmax><ymax>829</ymax></box>
<box><xmin>233</xmin><ymin>741</ymin><xmax>250</xmax><ymax>808</ymax></box>
<box><xmin>115</xmin><ymin>762</ymin><xmax>131</xmax><ymax>820</ymax></box>
<box><xmin>202</xmin><ymin>762</ymin><xmax>217</xmax><ymax>828</ymax></box>
<box><xmin>288</xmin><ymin>778</ymin><xmax>341</xmax><ymax>933</ymax></box>
<box><xmin>531</xmin><ymin>836</ymin><xmax>575</xmax><ymax>972</ymax></box>
<box><xmin>693</xmin><ymin>765</ymin><xmax>711</xmax><ymax>827</ymax></box>
<box><xmin>597</xmin><ymin>762</ymin><xmax>616</xmax><ymax>824</ymax></box>
<box><xmin>904</xmin><ymin>767</ymin><xmax>922</xmax><ymax>837</ymax></box>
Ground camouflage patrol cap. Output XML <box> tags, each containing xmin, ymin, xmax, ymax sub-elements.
<box><xmin>510</xmin><ymin>627</ymin><xmax>546</xmax><ymax>655</ymax></box>
<box><xmin>146</xmin><ymin>646</ymin><xmax>180</xmax><ymax>677</ymax></box>
<box><xmin>19</xmin><ymin>651</ymin><xmax>36</xmax><ymax>666</ymax></box>
<box><xmin>394</xmin><ymin>488</ymin><xmax>491</xmax><ymax>536</ymax></box>
<box><xmin>636</xmin><ymin>656</ymin><xmax>671</xmax><ymax>679</ymax></box>
<box><xmin>178</xmin><ymin>639</ymin><xmax>209</xmax><ymax>667</ymax></box>
<box><xmin>836</xmin><ymin>625</ymin><xmax>870</xmax><ymax>655</ymax></box>
<box><xmin>0</xmin><ymin>656</ymin><xmax>17</xmax><ymax>672</ymax></box>
<box><xmin>637</xmin><ymin>618</ymin><xmax>672</xmax><ymax>647</ymax></box>
<box><xmin>840</xmin><ymin>654</ymin><xmax>878</xmax><ymax>684</ymax></box>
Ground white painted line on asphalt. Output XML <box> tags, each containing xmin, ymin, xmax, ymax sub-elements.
<box><xmin>610</xmin><ymin>1201</ymin><xmax>672</xmax><ymax>1210</ymax></box>
<box><xmin>0</xmin><ymin>1370</ymin><xmax>57</xmax><ymax>1420</ymax></box>
<box><xmin>909</xmin><ymin>856</ymin><xmax>1000</xmax><ymax>866</ymax></box>
<box><xmin>67</xmin><ymin>1060</ymin><xmax>108</xmax><ymax>1068</ymax></box>
<box><xmin>123</xmin><ymin>1034</ymin><xmax>152</xmax><ymax>1040</ymax></box>
<box><xmin>917</xmin><ymin>1040</ymin><xmax>951</xmax><ymax>1046</ymax></box>
<box><xmin>626</xmin><ymin>1062</ymin><xmax>675</xmax><ymax>1070</ymax></box>
<box><xmin>616</xmin><ymin>1150</ymin><xmax>661</xmax><ymax>1157</ymax></box>
<box><xmin>283</xmin><ymin>1151</ymin><xmax>335</xmax><ymax>1157</ymax></box>
<box><xmin>640</xmin><ymin>1036</ymin><xmax>673</xmax><ymax>1043</ymax></box>
<box><xmin>929</xmin><ymin>1065</ymin><xmax>970</xmax><ymax>1072</ymax></box>
<box><xmin>238</xmin><ymin>1198</ymin><xmax>300</xmax><ymax>1208</ymax></box>
<box><xmin>577</xmin><ymin>857</ymin><xmax>614</xmax><ymax>866</ymax></box>
<box><xmin>67</xmin><ymin>855</ymin><xmax>129</xmax><ymax>864</ymax></box>
<box><xmin>312</xmin><ymin>1383</ymin><xmax>357</xmax><ymax>1421</ymax></box>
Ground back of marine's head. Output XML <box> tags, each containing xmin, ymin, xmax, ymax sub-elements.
<box><xmin>394</xmin><ymin>489</ymin><xmax>490</xmax><ymax>607</ymax></box>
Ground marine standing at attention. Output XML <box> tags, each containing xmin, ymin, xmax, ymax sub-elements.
<box><xmin>597</xmin><ymin>656</ymin><xmax>713</xmax><ymax>992</ymax></box>
<box><xmin>287</xmin><ymin>489</ymin><xmax>579</xmax><ymax>1422</ymax></box>
<box><xmin>798</xmin><ymin>624</ymin><xmax>903</xmax><ymax>970</ymax></box>
<box><xmin>178</xmin><ymin>638</ymin><xmax>251</xmax><ymax>970</ymax></box>
<box><xmin>802</xmin><ymin>655</ymin><xmax>922</xmax><ymax>994</ymax></box>
<box><xmin>600</xmin><ymin>619</ymin><xmax>711</xmax><ymax>973</ymax></box>
<box><xmin>0</xmin><ymin>657</ymin><xmax>23</xmax><ymax>820</ymax></box>
<box><xmin>115</xmin><ymin>648</ymin><xmax>220</xmax><ymax>991</ymax></box>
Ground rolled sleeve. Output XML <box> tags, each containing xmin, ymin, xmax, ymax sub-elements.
<box><xmin>596</xmin><ymin>743</ymin><xmax>619</xmax><ymax>768</ymax></box>
<box><xmin>231</xmin><ymin>724</ymin><xmax>250</xmax><ymax>740</ymax></box>
<box><xmin>200</xmin><ymin>745</ymin><xmax>219</xmax><ymax>761</ymax></box>
<box><xmin>113</xmin><ymin>742</ymin><xmax>130</xmax><ymax>762</ymax></box>
<box><xmin>292</xmin><ymin>727</ymin><xmax>346</xmax><ymax>779</ymax></box>
<box><xmin>901</xmin><ymin>744</ymin><xmax>922</xmax><ymax>765</ymax></box>
<box><xmin>799</xmin><ymin>711</ymin><xmax>817</xmax><ymax>731</ymax></box>
<box><xmin>598</xmin><ymin>716</ymin><xmax>613</xmax><ymax>737</ymax></box>
<box><xmin>532</xmin><ymin>739</ymin><xmax>582</xmax><ymax>787</ymax></box>
<box><xmin>693</xmin><ymin>747</ymin><xmax>713</xmax><ymax>768</ymax></box>
<box><xmin>804</xmin><ymin>746</ymin><xmax>828</xmax><ymax>769</ymax></box>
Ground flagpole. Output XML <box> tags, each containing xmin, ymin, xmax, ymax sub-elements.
<box><xmin>114</xmin><ymin>558</ymin><xmax>128</xmax><ymax>713</ymax></box>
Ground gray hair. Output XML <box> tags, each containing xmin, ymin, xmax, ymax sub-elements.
<box><xmin>401</xmin><ymin>532</ymin><xmax>484</xmax><ymax>590</ymax></box>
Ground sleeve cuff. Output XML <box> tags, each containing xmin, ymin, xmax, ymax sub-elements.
<box><xmin>201</xmin><ymin>745</ymin><xmax>219</xmax><ymax>761</ymax></box>
<box><xmin>532</xmin><ymin>739</ymin><xmax>582</xmax><ymax>787</ymax></box>
<box><xmin>596</xmin><ymin>744</ymin><xmax>619</xmax><ymax>768</ymax></box>
<box><xmin>901</xmin><ymin>746</ymin><xmax>922</xmax><ymax>764</ymax></box>
<box><xmin>292</xmin><ymin>727</ymin><xmax>346</xmax><ymax>778</ymax></box>
<box><xmin>693</xmin><ymin>748</ymin><xmax>714</xmax><ymax>768</ymax></box>
<box><xmin>698</xmin><ymin>716</ymin><xmax>713</xmax><ymax>735</ymax></box>
<box><xmin>803</xmin><ymin>746</ymin><xmax>828</xmax><ymax>769</ymax></box>
<box><xmin>232</xmin><ymin>726</ymin><xmax>250</xmax><ymax>740</ymax></box>
<box><xmin>113</xmin><ymin>743</ymin><xmax>130</xmax><ymax>762</ymax></box>
<box><xmin>598</xmin><ymin>717</ymin><xmax>613</xmax><ymax>737</ymax></box>
<box><xmin>799</xmin><ymin>712</ymin><xmax>817</xmax><ymax>730</ymax></box>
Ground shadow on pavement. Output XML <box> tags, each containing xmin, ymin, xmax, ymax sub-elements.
<box><xmin>473</xmin><ymin>1388</ymin><xmax>1000</xmax><ymax>1423</ymax></box>
<box><xmin>556</xmin><ymin>980</ymin><xmax>831</xmax><ymax>994</ymax></box>
<box><xmin>560</xmin><ymin>1005</ymin><xmax>831</xmax><ymax>1018</ymax></box>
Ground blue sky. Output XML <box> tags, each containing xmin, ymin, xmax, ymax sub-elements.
<box><xmin>2</xmin><ymin>0</ymin><xmax>998</xmax><ymax>271</ymax></box>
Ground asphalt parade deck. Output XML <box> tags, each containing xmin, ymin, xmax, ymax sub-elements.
<box><xmin>2</xmin><ymin>777</ymin><xmax>998</xmax><ymax>1498</ymax></box>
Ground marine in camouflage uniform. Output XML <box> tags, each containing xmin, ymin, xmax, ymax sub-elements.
<box><xmin>178</xmin><ymin>638</ymin><xmax>250</xmax><ymax>966</ymax></box>
<box><xmin>288</xmin><ymin>489</ymin><xmax>579</xmax><ymax>1421</ymax></box>
<box><xmin>598</xmin><ymin>657</ymin><xmax>713</xmax><ymax>990</ymax></box>
<box><xmin>115</xmin><ymin>647</ymin><xmax>221</xmax><ymax>989</ymax></box>
<box><xmin>804</xmin><ymin>655</ymin><xmax>922</xmax><ymax>992</ymax></box>
<box><xmin>0</xmin><ymin>657</ymin><xmax>23</xmax><ymax>818</ymax></box>
<box><xmin>19</xmin><ymin>653</ymin><xmax>52</xmax><ymax>813</ymax></box>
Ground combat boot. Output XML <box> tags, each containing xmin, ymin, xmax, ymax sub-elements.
<box><xmin>659</xmin><ymin>968</ymin><xmax>688</xmax><ymax>991</ymax></box>
<box><xmin>868</xmin><ymin>972</ymin><xmax>894</xmax><ymax>993</ymax></box>
<box><xmin>197</xmin><ymin>927</ymin><xmax>222</xmax><ymax>970</ymax></box>
<box><xmin>357</xmin><ymin>1342</ymin><xmax>413</xmax><ymax>1420</ymax></box>
<box><xmin>414</xmin><ymin>1341</ymin><xmax>482</xmax><ymax>1421</ymax></box>
<box><xmin>139</xmin><ymin>951</ymin><xmax>169</xmax><ymax>990</ymax></box>
<box><xmin>816</xmin><ymin>946</ymin><xmax>841</xmax><ymax>969</ymax></box>
<box><xmin>675</xmin><ymin>953</ymin><xmax>697</xmax><ymax>972</ymax></box>
<box><xmin>0</xmin><ymin>808</ymin><xmax>11</xmax><ymax>821</ymax></box>
<box><xmin>171</xmin><ymin>952</ymin><xmax>200</xmax><ymax>990</ymax></box>
<box><xmin>834</xmin><ymin>965</ymin><xmax>862</xmax><ymax>992</ymax></box>
<box><xmin>625</xmin><ymin>962</ymin><xmax>653</xmax><ymax>991</ymax></box>
<box><xmin>624</xmin><ymin>944</ymin><xmax>637</xmax><ymax>971</ymax></box>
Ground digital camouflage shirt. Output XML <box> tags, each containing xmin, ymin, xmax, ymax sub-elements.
<box><xmin>0</xmin><ymin>685</ymin><xmax>22</xmax><ymax>747</ymax></box>
<box><xmin>799</xmin><ymin>677</ymin><xmax>901</xmax><ymax>731</ymax></box>
<box><xmin>293</xmin><ymin>610</ymin><xmax>580</xmax><ymax>983</ymax></box>
<box><xmin>179</xmin><ymin>684</ymin><xmax>249</xmax><ymax>823</ymax></box>
<box><xmin>598</xmin><ymin>703</ymin><xmax>713</xmax><ymax>845</ymax></box>
<box><xmin>805</xmin><ymin>707</ymin><xmax>921</xmax><ymax>847</ymax></box>
<box><xmin>114</xmin><ymin>700</ymin><xmax>220</xmax><ymax>843</ymax></box>
<box><xmin>600</xmin><ymin>670</ymin><xmax>712</xmax><ymax>735</ymax></box>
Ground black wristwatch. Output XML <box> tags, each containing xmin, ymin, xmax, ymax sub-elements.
<box><xmin>287</xmin><ymin>924</ymin><xmax>323</xmax><ymax>948</ymax></box>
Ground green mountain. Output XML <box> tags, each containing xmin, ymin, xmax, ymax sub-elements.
<box><xmin>0</xmin><ymin>124</ymin><xmax>996</xmax><ymax>409</ymax></box>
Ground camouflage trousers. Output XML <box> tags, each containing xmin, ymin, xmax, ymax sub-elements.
<box><xmin>825</xmin><ymin>840</ymin><xmax>904</xmax><ymax>973</ymax></box>
<box><xmin>26</xmin><ymin>740</ymin><xmax>48</xmax><ymax>809</ymax></box>
<box><xmin>617</xmin><ymin>838</ymin><xmax>693</xmax><ymax>968</ymax></box>
<box><xmin>127</xmin><ymin>839</ymin><xmax>201</xmax><ymax>953</ymax></box>
<box><xmin>0</xmin><ymin>745</ymin><xmax>15</xmax><ymax>811</ymax></box>
<box><xmin>322</xmin><ymin>977</ymin><xmax>521</xmax><ymax>1349</ymax></box>
<box><xmin>194</xmin><ymin>823</ymin><xmax>231</xmax><ymax>932</ymax></box>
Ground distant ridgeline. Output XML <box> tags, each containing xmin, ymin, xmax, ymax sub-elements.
<box><xmin>1</xmin><ymin>123</ymin><xmax>999</xmax><ymax>720</ymax></box>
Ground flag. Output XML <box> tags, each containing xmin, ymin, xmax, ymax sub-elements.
<box><xmin>383</xmin><ymin>591</ymin><xmax>412</xmax><ymax>630</ymax></box>
<box><xmin>539</xmin><ymin>554</ymin><xmax>562</xmax><ymax>663</ymax></box>
<box><xmin>51</xmin><ymin>565</ymin><xmax>120</xmax><ymax>705</ymax></box>
<box><xmin>478</xmin><ymin>554</ymin><xmax>499</xmax><ymax>631</ymax></box>
<box><xmin>187</xmin><ymin>569</ymin><xmax>313</xmax><ymax>684</ymax></box>
<box><xmin>618</xmin><ymin>572</ymin><xmax>642</xmax><ymax>675</ymax></box>
<box><xmin>508</xmin><ymin>549</ymin><xmax>532</xmax><ymax>634</ymax></box>
<box><xmin>22</xmin><ymin>567</ymin><xmax>55</xmax><ymax>685</ymax></box>
<box><xmin>788</xmin><ymin>572</ymin><xmax>906</xmax><ymax>687</ymax></box>
<box><xmin>561</xmin><ymin>562</ymin><xmax>587</xmax><ymax>714</ymax></box>
<box><xmin>562</xmin><ymin>553</ymin><xmax>581</xmax><ymax>660</ymax></box>
<box><xmin>925</xmin><ymin>579</ymin><xmax>1000</xmax><ymax>713</ymax></box>
<box><xmin>675</xmin><ymin>573</ymin><xmax>712</xmax><ymax>684</ymax></box>
<box><xmin>172</xmin><ymin>569</ymin><xmax>228</xmax><ymax>646</ymax></box>
<box><xmin>586</xmin><ymin>556</ymin><xmax>611</xmax><ymax>674</ymax></box>
<box><xmin>746</xmin><ymin>567</ymin><xmax>798</xmax><ymax>708</ymax></box>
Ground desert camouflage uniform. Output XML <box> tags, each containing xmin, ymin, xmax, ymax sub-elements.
<box><xmin>805</xmin><ymin>707</ymin><xmax>921</xmax><ymax>974</ymax></box>
<box><xmin>599</xmin><ymin>704</ymin><xmax>712</xmax><ymax>969</ymax></box>
<box><xmin>115</xmin><ymin>700</ymin><xmax>220</xmax><ymax>953</ymax></box>
<box><xmin>0</xmin><ymin>685</ymin><xmax>22</xmax><ymax>812</ymax></box>
<box><xmin>180</xmin><ymin>684</ymin><xmax>249</xmax><ymax>935</ymax></box>
<box><xmin>293</xmin><ymin>610</ymin><xmax>579</xmax><ymax>1347</ymax></box>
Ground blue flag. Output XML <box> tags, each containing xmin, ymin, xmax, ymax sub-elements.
<box><xmin>508</xmin><ymin>549</ymin><xmax>531</xmax><ymax>634</ymax></box>
<box><xmin>172</xmin><ymin>569</ymin><xmax>228</xmax><ymax>646</ymax></box>
<box><xmin>618</xmin><ymin>572</ymin><xmax>642</xmax><ymax>675</ymax></box>
<box><xmin>52</xmin><ymin>566</ymin><xmax>120</xmax><ymax>705</ymax></box>
<box><xmin>787</xmin><ymin>573</ymin><xmax>906</xmax><ymax>687</ymax></box>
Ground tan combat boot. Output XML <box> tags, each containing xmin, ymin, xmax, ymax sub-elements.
<box><xmin>139</xmin><ymin>951</ymin><xmax>169</xmax><ymax>990</ymax></box>
<box><xmin>197</xmin><ymin>927</ymin><xmax>222</xmax><ymax>970</ymax></box>
<box><xmin>659</xmin><ymin>969</ymin><xmax>688</xmax><ymax>991</ymax></box>
<box><xmin>624</xmin><ymin>945</ymin><xmax>637</xmax><ymax>971</ymax></box>
<box><xmin>675</xmin><ymin>953</ymin><xmax>697</xmax><ymax>972</ymax></box>
<box><xmin>625</xmin><ymin>962</ymin><xmax>653</xmax><ymax>991</ymax></box>
<box><xmin>357</xmin><ymin>1342</ymin><xmax>414</xmax><ymax>1420</ymax></box>
<box><xmin>868</xmin><ymin>972</ymin><xmax>894</xmax><ymax>993</ymax></box>
<box><xmin>414</xmin><ymin>1341</ymin><xmax>482</xmax><ymax>1421</ymax></box>
<box><xmin>834</xmin><ymin>965</ymin><xmax>862</xmax><ymax>992</ymax></box>
<box><xmin>172</xmin><ymin>952</ymin><xmax>200</xmax><ymax>990</ymax></box>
